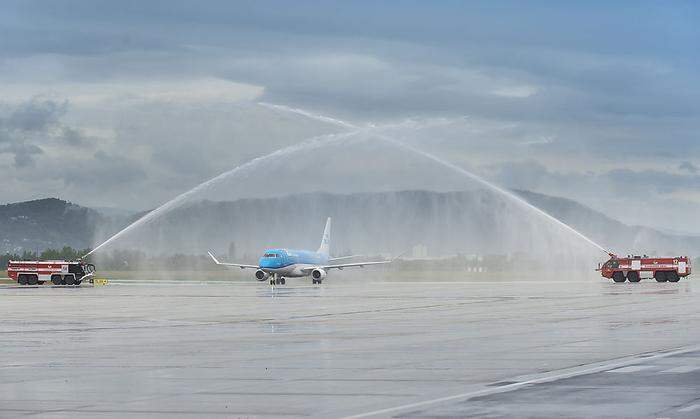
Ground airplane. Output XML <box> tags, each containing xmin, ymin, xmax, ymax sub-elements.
<box><xmin>207</xmin><ymin>217</ymin><xmax>391</xmax><ymax>285</ymax></box>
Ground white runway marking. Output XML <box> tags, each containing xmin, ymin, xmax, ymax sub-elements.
<box><xmin>342</xmin><ymin>344</ymin><xmax>700</xmax><ymax>419</ymax></box>
<box><xmin>660</xmin><ymin>365</ymin><xmax>700</xmax><ymax>374</ymax></box>
<box><xmin>607</xmin><ymin>365</ymin><xmax>654</xmax><ymax>373</ymax></box>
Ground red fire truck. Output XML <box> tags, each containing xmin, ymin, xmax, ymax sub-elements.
<box><xmin>598</xmin><ymin>254</ymin><xmax>691</xmax><ymax>283</ymax></box>
<box><xmin>7</xmin><ymin>260</ymin><xmax>96</xmax><ymax>286</ymax></box>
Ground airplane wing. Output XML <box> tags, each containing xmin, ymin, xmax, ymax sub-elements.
<box><xmin>301</xmin><ymin>260</ymin><xmax>392</xmax><ymax>273</ymax></box>
<box><xmin>323</xmin><ymin>260</ymin><xmax>392</xmax><ymax>270</ymax></box>
<box><xmin>207</xmin><ymin>252</ymin><xmax>258</xmax><ymax>269</ymax></box>
<box><xmin>327</xmin><ymin>255</ymin><xmax>363</xmax><ymax>262</ymax></box>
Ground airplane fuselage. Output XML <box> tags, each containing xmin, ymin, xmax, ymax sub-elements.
<box><xmin>259</xmin><ymin>248</ymin><xmax>328</xmax><ymax>277</ymax></box>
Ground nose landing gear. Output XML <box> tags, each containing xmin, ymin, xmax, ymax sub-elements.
<box><xmin>269</xmin><ymin>275</ymin><xmax>286</xmax><ymax>286</ymax></box>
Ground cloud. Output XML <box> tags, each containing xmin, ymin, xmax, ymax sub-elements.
<box><xmin>0</xmin><ymin>142</ymin><xmax>43</xmax><ymax>167</ymax></box>
<box><xmin>492</xmin><ymin>86</ymin><xmax>538</xmax><ymax>98</ymax></box>
<box><xmin>0</xmin><ymin>98</ymin><xmax>71</xmax><ymax>166</ymax></box>
<box><xmin>56</xmin><ymin>150</ymin><xmax>147</xmax><ymax>188</ymax></box>
<box><xmin>0</xmin><ymin>0</ymin><xmax>698</xmax><ymax>234</ymax></box>
<box><xmin>679</xmin><ymin>161</ymin><xmax>698</xmax><ymax>174</ymax></box>
<box><xmin>8</xmin><ymin>98</ymin><xmax>67</xmax><ymax>131</ymax></box>
<box><xmin>485</xmin><ymin>159</ymin><xmax>700</xmax><ymax>232</ymax></box>
<box><xmin>0</xmin><ymin>98</ymin><xmax>98</xmax><ymax>168</ymax></box>
<box><xmin>0</xmin><ymin>79</ymin><xmax>263</xmax><ymax>106</ymax></box>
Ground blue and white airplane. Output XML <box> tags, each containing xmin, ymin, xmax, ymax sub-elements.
<box><xmin>208</xmin><ymin>218</ymin><xmax>391</xmax><ymax>285</ymax></box>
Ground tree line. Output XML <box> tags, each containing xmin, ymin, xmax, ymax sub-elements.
<box><xmin>1</xmin><ymin>246</ymin><xmax>93</xmax><ymax>268</ymax></box>
<box><xmin>1</xmin><ymin>247</ymin><xmax>214</xmax><ymax>271</ymax></box>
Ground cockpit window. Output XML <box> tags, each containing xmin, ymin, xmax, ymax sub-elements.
<box><xmin>264</xmin><ymin>253</ymin><xmax>278</xmax><ymax>258</ymax></box>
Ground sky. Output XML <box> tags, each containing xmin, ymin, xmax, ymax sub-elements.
<box><xmin>1</xmin><ymin>1</ymin><xmax>699</xmax><ymax>232</ymax></box>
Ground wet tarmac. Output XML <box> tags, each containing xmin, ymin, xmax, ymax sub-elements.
<box><xmin>1</xmin><ymin>278</ymin><xmax>699</xmax><ymax>418</ymax></box>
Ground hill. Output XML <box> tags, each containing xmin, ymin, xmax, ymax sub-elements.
<box><xmin>0</xmin><ymin>198</ymin><xmax>104</xmax><ymax>253</ymax></box>
<box><xmin>2</xmin><ymin>191</ymin><xmax>698</xmax><ymax>259</ymax></box>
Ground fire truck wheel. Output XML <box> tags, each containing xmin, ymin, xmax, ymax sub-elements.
<box><xmin>51</xmin><ymin>275</ymin><xmax>62</xmax><ymax>285</ymax></box>
<box><xmin>27</xmin><ymin>275</ymin><xmax>38</xmax><ymax>285</ymax></box>
<box><xmin>627</xmin><ymin>271</ymin><xmax>641</xmax><ymax>283</ymax></box>
<box><xmin>654</xmin><ymin>272</ymin><xmax>668</xmax><ymax>282</ymax></box>
<box><xmin>612</xmin><ymin>272</ymin><xmax>626</xmax><ymax>283</ymax></box>
<box><xmin>18</xmin><ymin>274</ymin><xmax>28</xmax><ymax>285</ymax></box>
<box><xmin>667</xmin><ymin>272</ymin><xmax>680</xmax><ymax>282</ymax></box>
<box><xmin>64</xmin><ymin>275</ymin><xmax>75</xmax><ymax>285</ymax></box>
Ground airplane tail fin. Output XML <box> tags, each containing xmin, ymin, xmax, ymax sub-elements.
<box><xmin>317</xmin><ymin>217</ymin><xmax>331</xmax><ymax>256</ymax></box>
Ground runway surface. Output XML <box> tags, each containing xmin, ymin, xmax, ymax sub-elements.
<box><xmin>1</xmin><ymin>278</ymin><xmax>699</xmax><ymax>418</ymax></box>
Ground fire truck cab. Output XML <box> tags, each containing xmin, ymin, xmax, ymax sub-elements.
<box><xmin>599</xmin><ymin>254</ymin><xmax>691</xmax><ymax>283</ymax></box>
<box><xmin>7</xmin><ymin>260</ymin><xmax>96</xmax><ymax>286</ymax></box>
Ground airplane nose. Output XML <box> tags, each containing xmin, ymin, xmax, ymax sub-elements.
<box><xmin>259</xmin><ymin>258</ymin><xmax>278</xmax><ymax>269</ymax></box>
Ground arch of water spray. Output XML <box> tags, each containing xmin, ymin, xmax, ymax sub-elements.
<box><xmin>260</xmin><ymin>103</ymin><xmax>609</xmax><ymax>255</ymax></box>
<box><xmin>86</xmin><ymin>104</ymin><xmax>609</xmax><ymax>259</ymax></box>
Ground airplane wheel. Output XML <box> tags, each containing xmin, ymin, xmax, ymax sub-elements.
<box><xmin>667</xmin><ymin>272</ymin><xmax>680</xmax><ymax>282</ymax></box>
<box><xmin>312</xmin><ymin>279</ymin><xmax>317</xmax><ymax>284</ymax></box>
<box><xmin>280</xmin><ymin>277</ymin><xmax>286</xmax><ymax>285</ymax></box>
<box><xmin>612</xmin><ymin>272</ymin><xmax>626</xmax><ymax>283</ymax></box>
<box><xmin>269</xmin><ymin>278</ymin><xmax>275</xmax><ymax>285</ymax></box>
<box><xmin>655</xmin><ymin>272</ymin><xmax>668</xmax><ymax>282</ymax></box>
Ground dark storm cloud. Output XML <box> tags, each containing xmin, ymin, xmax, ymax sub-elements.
<box><xmin>8</xmin><ymin>98</ymin><xmax>67</xmax><ymax>131</ymax></box>
<box><xmin>0</xmin><ymin>142</ymin><xmax>43</xmax><ymax>167</ymax></box>
<box><xmin>0</xmin><ymin>98</ymin><xmax>91</xmax><ymax>167</ymax></box>
<box><xmin>58</xmin><ymin>126</ymin><xmax>87</xmax><ymax>146</ymax></box>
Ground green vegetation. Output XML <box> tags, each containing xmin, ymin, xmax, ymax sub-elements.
<box><xmin>1</xmin><ymin>246</ymin><xmax>93</xmax><ymax>267</ymax></box>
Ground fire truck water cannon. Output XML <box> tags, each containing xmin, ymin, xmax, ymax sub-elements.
<box><xmin>7</xmin><ymin>259</ymin><xmax>97</xmax><ymax>286</ymax></box>
<box><xmin>598</xmin><ymin>253</ymin><xmax>692</xmax><ymax>283</ymax></box>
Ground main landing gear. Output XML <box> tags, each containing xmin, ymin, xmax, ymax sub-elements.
<box><xmin>312</xmin><ymin>278</ymin><xmax>323</xmax><ymax>285</ymax></box>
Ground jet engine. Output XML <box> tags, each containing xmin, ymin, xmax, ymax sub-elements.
<box><xmin>255</xmin><ymin>269</ymin><xmax>269</xmax><ymax>281</ymax></box>
<box><xmin>311</xmin><ymin>268</ymin><xmax>327</xmax><ymax>280</ymax></box>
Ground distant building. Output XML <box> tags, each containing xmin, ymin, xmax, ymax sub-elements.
<box><xmin>412</xmin><ymin>244</ymin><xmax>428</xmax><ymax>258</ymax></box>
